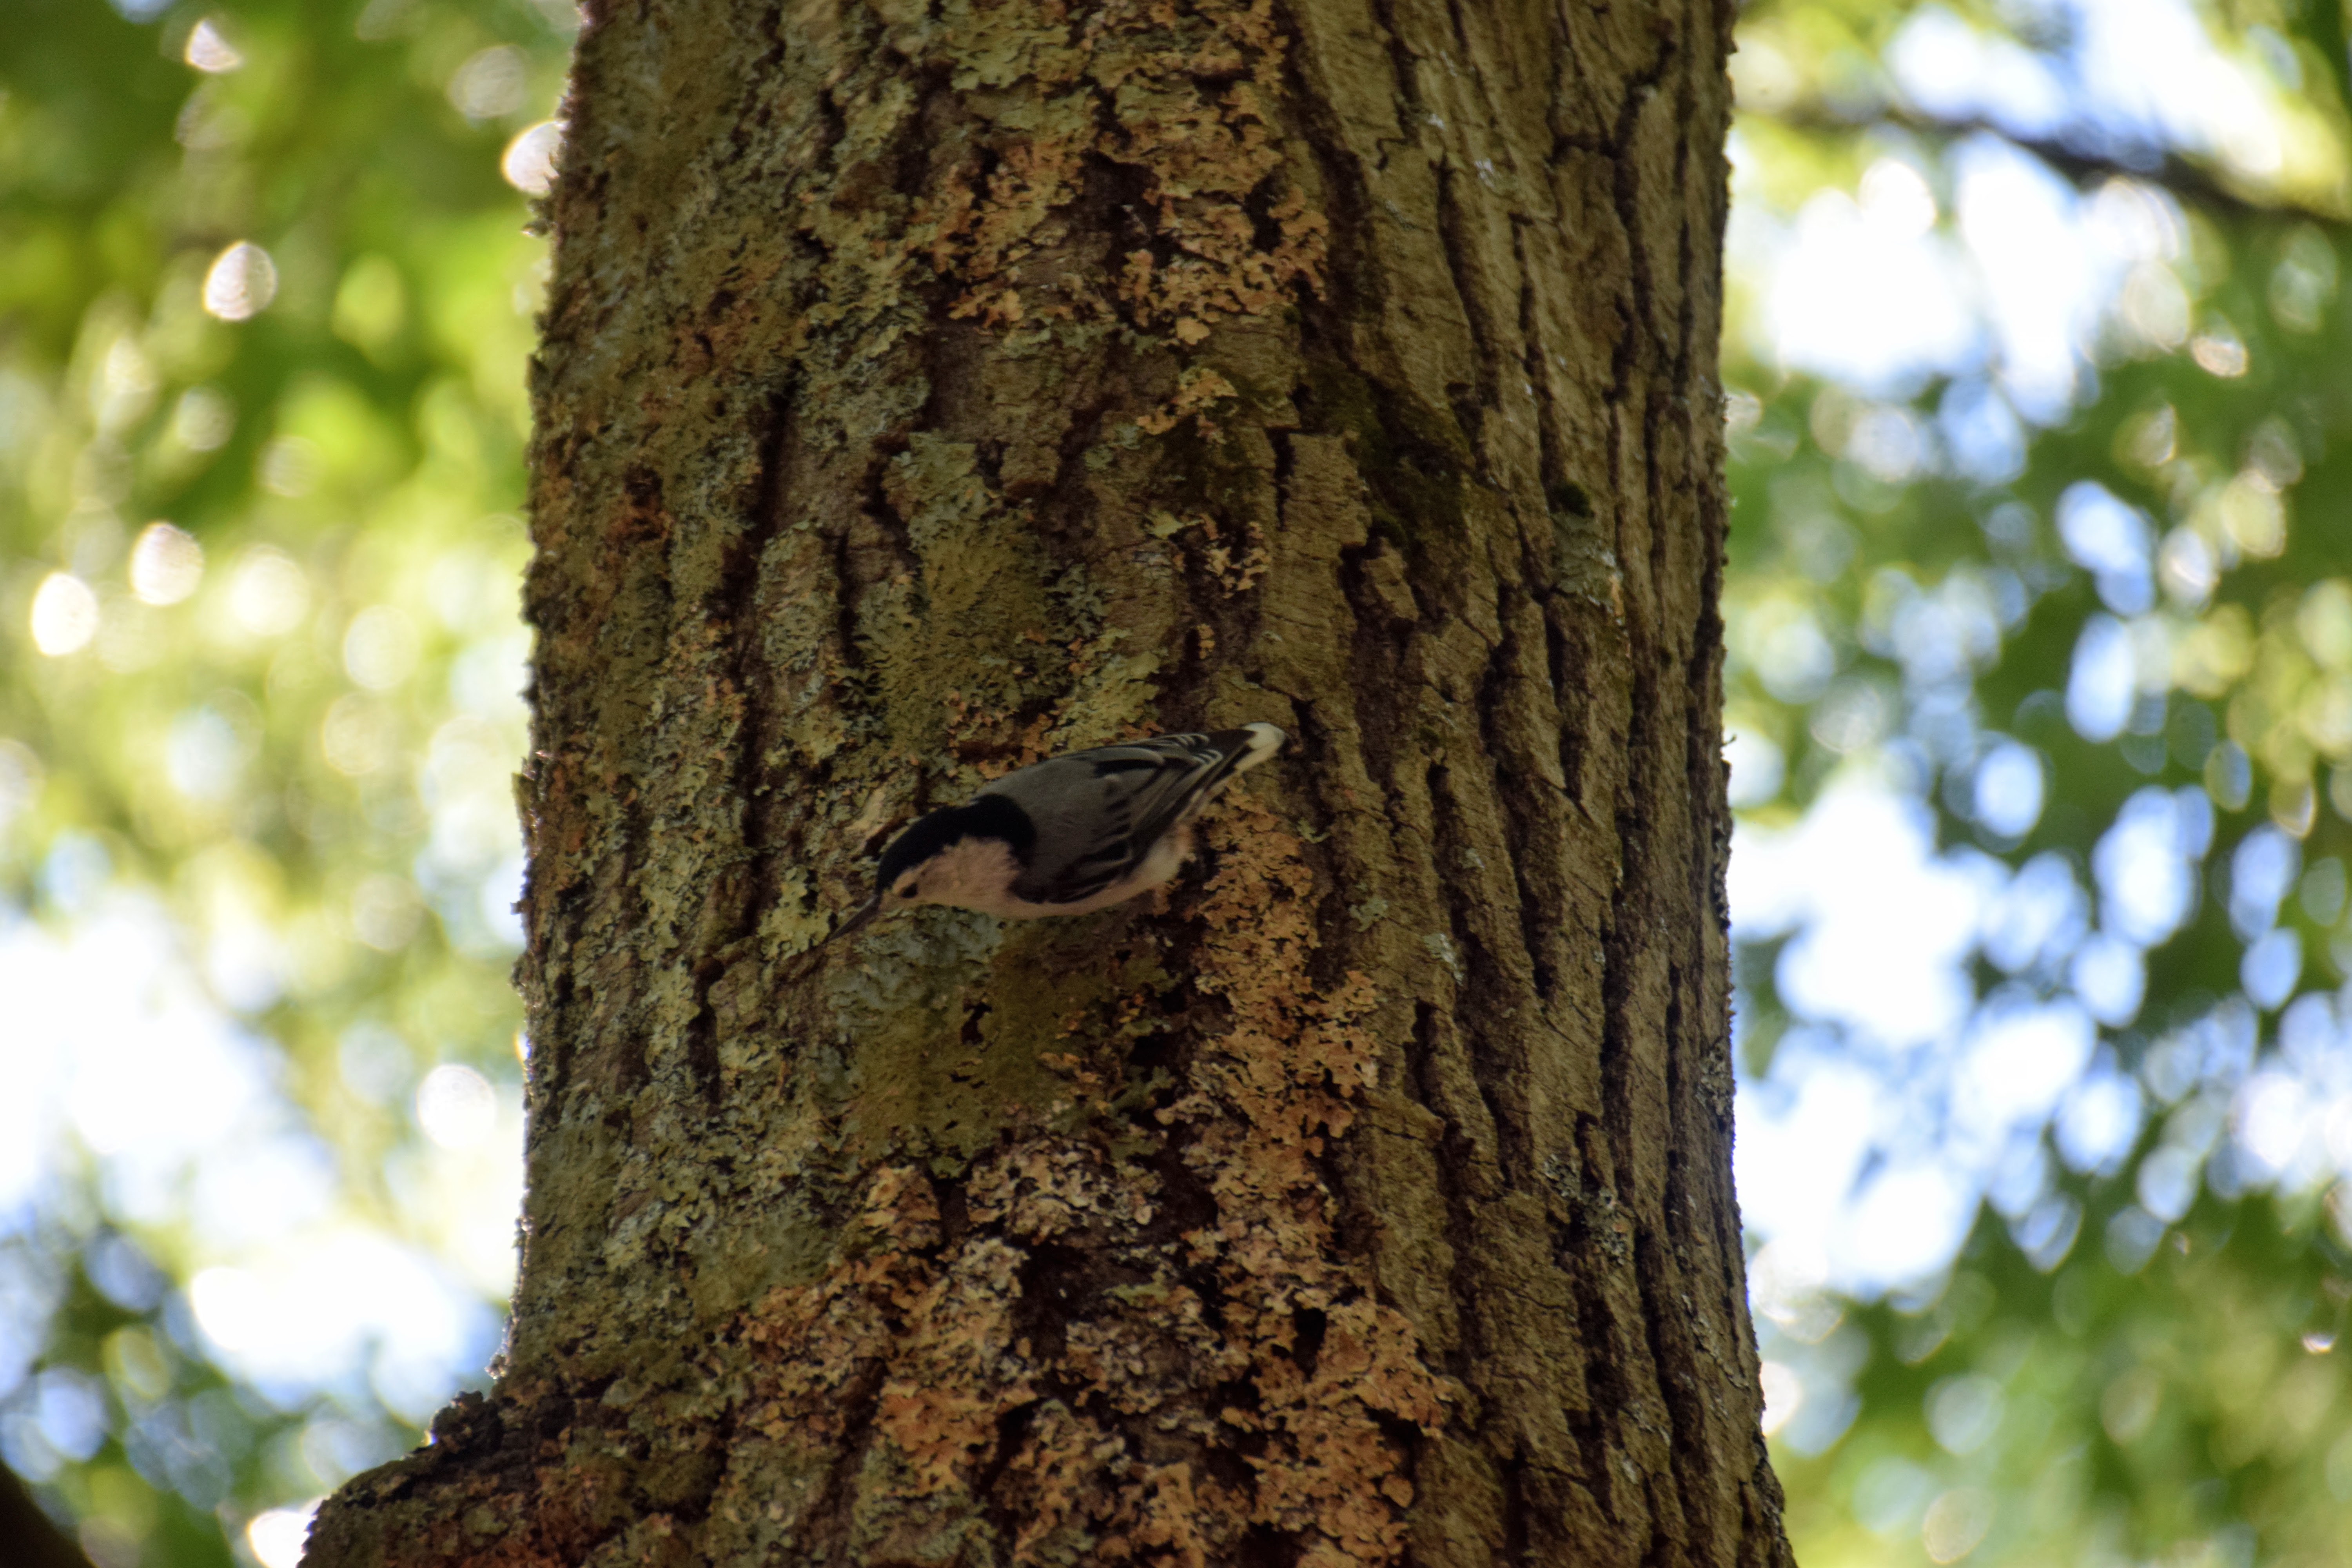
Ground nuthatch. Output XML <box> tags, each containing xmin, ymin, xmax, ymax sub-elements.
<box><xmin>812</xmin><ymin>723</ymin><xmax>1285</xmax><ymax>953</ymax></box>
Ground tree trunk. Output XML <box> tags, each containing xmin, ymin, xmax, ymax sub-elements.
<box><xmin>308</xmin><ymin>0</ymin><xmax>1786</xmax><ymax>1563</ymax></box>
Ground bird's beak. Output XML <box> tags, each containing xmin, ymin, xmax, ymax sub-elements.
<box><xmin>782</xmin><ymin>897</ymin><xmax>880</xmax><ymax>981</ymax></box>
<box><xmin>818</xmin><ymin>897</ymin><xmax>881</xmax><ymax>949</ymax></box>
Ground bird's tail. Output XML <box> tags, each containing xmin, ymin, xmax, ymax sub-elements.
<box><xmin>1230</xmin><ymin>721</ymin><xmax>1287</xmax><ymax>772</ymax></box>
<box><xmin>1191</xmin><ymin>722</ymin><xmax>1287</xmax><ymax>801</ymax></box>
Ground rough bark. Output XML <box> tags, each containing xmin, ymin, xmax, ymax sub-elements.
<box><xmin>309</xmin><ymin>0</ymin><xmax>1785</xmax><ymax>1563</ymax></box>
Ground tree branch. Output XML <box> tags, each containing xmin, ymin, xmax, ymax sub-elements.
<box><xmin>1764</xmin><ymin>99</ymin><xmax>2347</xmax><ymax>226</ymax></box>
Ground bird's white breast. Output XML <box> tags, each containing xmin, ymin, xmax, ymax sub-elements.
<box><xmin>906</xmin><ymin>836</ymin><xmax>1029</xmax><ymax>915</ymax></box>
<box><xmin>914</xmin><ymin>822</ymin><xmax>1196</xmax><ymax>918</ymax></box>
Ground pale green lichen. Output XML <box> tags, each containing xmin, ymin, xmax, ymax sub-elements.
<box><xmin>860</xmin><ymin>436</ymin><xmax>1064</xmax><ymax>755</ymax></box>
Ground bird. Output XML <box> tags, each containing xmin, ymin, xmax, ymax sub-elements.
<box><xmin>805</xmin><ymin>722</ymin><xmax>1286</xmax><ymax>957</ymax></box>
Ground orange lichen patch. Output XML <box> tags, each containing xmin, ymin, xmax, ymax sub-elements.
<box><xmin>1203</xmin><ymin>517</ymin><xmax>1269</xmax><ymax>593</ymax></box>
<box><xmin>1245</xmin><ymin>1299</ymin><xmax>1450</xmax><ymax>1549</ymax></box>
<box><xmin>993</xmin><ymin>1400</ymin><xmax>1126</xmax><ymax>1559</ymax></box>
<box><xmin>863</xmin><ymin>1162</ymin><xmax>943</xmax><ymax>1247</ymax></box>
<box><xmin>1135</xmin><ymin>367</ymin><xmax>1239</xmax><ymax>437</ymax></box>
<box><xmin>1064</xmin><ymin>1278</ymin><xmax>1247</xmax><ymax>1419</ymax></box>
<box><xmin>739</xmin><ymin>1167</ymin><xmax>942</xmax><ymax>1448</ymax></box>
<box><xmin>1143</xmin><ymin>507</ymin><xmax>1265</xmax><ymax>594</ymax></box>
<box><xmin>878</xmin><ymin>0</ymin><xmax>1327</xmax><ymax>341</ymax></box>
<box><xmin>874</xmin><ymin>1238</ymin><xmax>1034</xmax><ymax>1494</ymax></box>
<box><xmin>1164</xmin><ymin>800</ymin><xmax>1457</xmax><ymax>1563</ymax></box>
<box><xmin>967</xmin><ymin>1142</ymin><xmax>1157</xmax><ymax>1239</ymax></box>
<box><xmin>1098</xmin><ymin>1462</ymin><xmax>1217</xmax><ymax>1568</ymax></box>
<box><xmin>922</xmin><ymin>123</ymin><xmax>1093</xmax><ymax>328</ymax></box>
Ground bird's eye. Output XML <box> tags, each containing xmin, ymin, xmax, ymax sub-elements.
<box><xmin>897</xmin><ymin>879</ymin><xmax>918</xmax><ymax>898</ymax></box>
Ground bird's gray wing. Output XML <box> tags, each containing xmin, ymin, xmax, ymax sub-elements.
<box><xmin>981</xmin><ymin>731</ymin><xmax>1253</xmax><ymax>906</ymax></box>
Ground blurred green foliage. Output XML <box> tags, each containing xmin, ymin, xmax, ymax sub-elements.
<box><xmin>0</xmin><ymin>0</ymin><xmax>569</xmax><ymax>1561</ymax></box>
<box><xmin>1725</xmin><ymin>2</ymin><xmax>2352</xmax><ymax>1566</ymax></box>
<box><xmin>9</xmin><ymin>1</ymin><xmax>2352</xmax><ymax>1566</ymax></box>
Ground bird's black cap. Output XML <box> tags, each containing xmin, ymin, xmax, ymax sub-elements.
<box><xmin>875</xmin><ymin>793</ymin><xmax>1036</xmax><ymax>888</ymax></box>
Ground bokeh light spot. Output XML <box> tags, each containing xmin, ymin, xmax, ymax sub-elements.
<box><xmin>257</xmin><ymin>437</ymin><xmax>320</xmax><ymax>499</ymax></box>
<box><xmin>448</xmin><ymin>45</ymin><xmax>528</xmax><ymax>121</ymax></box>
<box><xmin>1971</xmin><ymin>741</ymin><xmax>2044</xmax><ymax>838</ymax></box>
<box><xmin>1758</xmin><ymin>1360</ymin><xmax>1802</xmax><ymax>1436</ymax></box>
<box><xmin>416</xmin><ymin>1064</ymin><xmax>496</xmax><ymax>1150</ymax></box>
<box><xmin>189</xmin><ymin>1267</ymin><xmax>267</xmax><ymax>1353</ymax></box>
<box><xmin>321</xmin><ymin>695</ymin><xmax>395</xmax><ymax>776</ymax></box>
<box><xmin>344</xmin><ymin>606</ymin><xmax>421</xmax><ymax>690</ymax></box>
<box><xmin>201</xmin><ymin>243</ymin><xmax>278</xmax><ymax>323</ymax></box>
<box><xmin>352</xmin><ymin>875</ymin><xmax>424</xmax><ymax>951</ymax></box>
<box><xmin>1724</xmin><ymin>725</ymin><xmax>1785</xmax><ymax>808</ymax></box>
<box><xmin>0</xmin><ymin>740</ymin><xmax>45</xmax><ymax>831</ymax></box>
<box><xmin>129</xmin><ymin>522</ymin><xmax>204</xmax><ymax>605</ymax></box>
<box><xmin>1922</xmin><ymin>1487</ymin><xmax>1994</xmax><ymax>1563</ymax></box>
<box><xmin>225</xmin><ymin>547</ymin><xmax>311</xmax><ymax>637</ymax></box>
<box><xmin>183</xmin><ymin>18</ymin><xmax>243</xmax><ymax>73</ymax></box>
<box><xmin>502</xmin><ymin>121</ymin><xmax>565</xmax><ymax>195</ymax></box>
<box><xmin>1926</xmin><ymin>1374</ymin><xmax>2005</xmax><ymax>1455</ymax></box>
<box><xmin>29</xmin><ymin>573</ymin><xmax>99</xmax><ymax>657</ymax></box>
<box><xmin>2212</xmin><ymin>470</ymin><xmax>2285</xmax><ymax>556</ymax></box>
<box><xmin>246</xmin><ymin>1504</ymin><xmax>317</xmax><ymax>1568</ymax></box>
<box><xmin>169</xmin><ymin>385</ymin><xmax>236</xmax><ymax>452</ymax></box>
<box><xmin>2191</xmin><ymin>330</ymin><xmax>2249</xmax><ymax>376</ymax></box>
<box><xmin>2242</xmin><ymin>928</ymin><xmax>2303</xmax><ymax>1010</ymax></box>
<box><xmin>166</xmin><ymin>703</ymin><xmax>257</xmax><ymax>802</ymax></box>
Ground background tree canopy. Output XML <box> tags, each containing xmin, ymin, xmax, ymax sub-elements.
<box><xmin>1</xmin><ymin>1</ymin><xmax>2348</xmax><ymax>1566</ymax></box>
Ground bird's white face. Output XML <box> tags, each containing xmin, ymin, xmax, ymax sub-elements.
<box><xmin>880</xmin><ymin>869</ymin><xmax>924</xmax><ymax>911</ymax></box>
<box><xmin>881</xmin><ymin>838</ymin><xmax>1025</xmax><ymax>915</ymax></box>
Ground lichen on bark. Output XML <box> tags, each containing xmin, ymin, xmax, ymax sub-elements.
<box><xmin>727</xmin><ymin>806</ymin><xmax>1448</xmax><ymax>1564</ymax></box>
<box><xmin>307</xmin><ymin>0</ymin><xmax>1790</xmax><ymax>1563</ymax></box>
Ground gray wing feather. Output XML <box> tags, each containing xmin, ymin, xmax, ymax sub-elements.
<box><xmin>978</xmin><ymin>731</ymin><xmax>1256</xmax><ymax>906</ymax></box>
